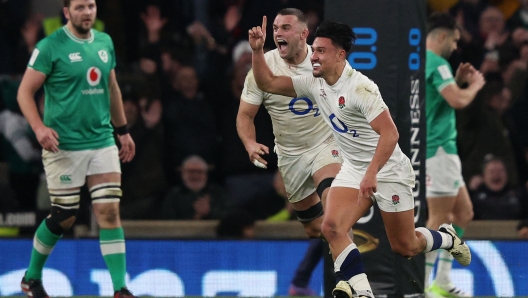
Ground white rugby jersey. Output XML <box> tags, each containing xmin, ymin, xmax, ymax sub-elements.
<box><xmin>292</xmin><ymin>62</ymin><xmax>408</xmax><ymax>179</ymax></box>
<box><xmin>242</xmin><ymin>47</ymin><xmax>332</xmax><ymax>155</ymax></box>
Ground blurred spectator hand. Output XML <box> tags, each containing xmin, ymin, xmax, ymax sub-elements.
<box><xmin>469</xmin><ymin>175</ymin><xmax>483</xmax><ymax>191</ymax></box>
<box><xmin>193</xmin><ymin>194</ymin><xmax>211</xmax><ymax>219</ymax></box>
<box><xmin>519</xmin><ymin>226</ymin><xmax>528</xmax><ymax>239</ymax></box>
<box><xmin>139</xmin><ymin>98</ymin><xmax>162</xmax><ymax>128</ymax></box>
<box><xmin>141</xmin><ymin>5</ymin><xmax>167</xmax><ymax>43</ymax></box>
<box><xmin>21</xmin><ymin>13</ymin><xmax>44</xmax><ymax>52</ymax></box>
<box><xmin>224</xmin><ymin>5</ymin><xmax>241</xmax><ymax>32</ymax></box>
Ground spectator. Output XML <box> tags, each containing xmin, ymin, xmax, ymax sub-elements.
<box><xmin>162</xmin><ymin>66</ymin><xmax>219</xmax><ymax>183</ymax></box>
<box><xmin>469</xmin><ymin>155</ymin><xmax>528</xmax><ymax>219</ymax></box>
<box><xmin>161</xmin><ymin>155</ymin><xmax>230</xmax><ymax>220</ymax></box>
<box><xmin>119</xmin><ymin>94</ymin><xmax>167</xmax><ymax>220</ymax></box>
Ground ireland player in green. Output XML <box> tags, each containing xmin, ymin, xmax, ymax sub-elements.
<box><xmin>424</xmin><ymin>13</ymin><xmax>485</xmax><ymax>298</ymax></box>
<box><xmin>16</xmin><ymin>1</ymin><xmax>137</xmax><ymax>298</ymax></box>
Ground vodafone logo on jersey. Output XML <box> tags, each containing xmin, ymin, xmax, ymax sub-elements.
<box><xmin>86</xmin><ymin>67</ymin><xmax>102</xmax><ymax>86</ymax></box>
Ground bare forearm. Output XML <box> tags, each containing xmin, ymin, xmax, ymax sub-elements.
<box><xmin>109</xmin><ymin>82</ymin><xmax>126</xmax><ymax>126</ymax></box>
<box><xmin>368</xmin><ymin>130</ymin><xmax>399</xmax><ymax>174</ymax></box>
<box><xmin>236</xmin><ymin>113</ymin><xmax>257</xmax><ymax>148</ymax></box>
<box><xmin>17</xmin><ymin>89</ymin><xmax>43</xmax><ymax>132</ymax></box>
<box><xmin>252</xmin><ymin>49</ymin><xmax>275</xmax><ymax>92</ymax></box>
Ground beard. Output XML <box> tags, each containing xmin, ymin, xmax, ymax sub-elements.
<box><xmin>72</xmin><ymin>21</ymin><xmax>92</xmax><ymax>35</ymax></box>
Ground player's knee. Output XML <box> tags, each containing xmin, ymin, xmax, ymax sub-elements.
<box><xmin>321</xmin><ymin>219</ymin><xmax>339</xmax><ymax>241</ymax></box>
<box><xmin>90</xmin><ymin>182</ymin><xmax>122</xmax><ymax>225</ymax></box>
<box><xmin>390</xmin><ymin>239</ymin><xmax>419</xmax><ymax>258</ymax></box>
<box><xmin>316</xmin><ymin>177</ymin><xmax>334</xmax><ymax>200</ymax></box>
<box><xmin>46</xmin><ymin>190</ymin><xmax>81</xmax><ymax>234</ymax></box>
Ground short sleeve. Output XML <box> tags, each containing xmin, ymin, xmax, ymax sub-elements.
<box><xmin>291</xmin><ymin>75</ymin><xmax>314</xmax><ymax>98</ymax></box>
<box><xmin>354</xmin><ymin>81</ymin><xmax>388</xmax><ymax>123</ymax></box>
<box><xmin>28</xmin><ymin>39</ymin><xmax>53</xmax><ymax>75</ymax></box>
<box><xmin>108</xmin><ymin>35</ymin><xmax>117</xmax><ymax>69</ymax></box>
<box><xmin>430</xmin><ymin>60</ymin><xmax>455</xmax><ymax>92</ymax></box>
<box><xmin>241</xmin><ymin>69</ymin><xmax>265</xmax><ymax>105</ymax></box>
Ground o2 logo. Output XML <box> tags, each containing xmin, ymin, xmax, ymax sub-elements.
<box><xmin>348</xmin><ymin>27</ymin><xmax>377</xmax><ymax>70</ymax></box>
<box><xmin>329</xmin><ymin>113</ymin><xmax>359</xmax><ymax>137</ymax></box>
<box><xmin>408</xmin><ymin>28</ymin><xmax>421</xmax><ymax>70</ymax></box>
<box><xmin>289</xmin><ymin>97</ymin><xmax>320</xmax><ymax>116</ymax></box>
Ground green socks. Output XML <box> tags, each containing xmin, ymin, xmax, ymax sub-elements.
<box><xmin>25</xmin><ymin>221</ymin><xmax>62</xmax><ymax>280</ymax></box>
<box><xmin>100</xmin><ymin>227</ymin><xmax>127</xmax><ymax>291</ymax></box>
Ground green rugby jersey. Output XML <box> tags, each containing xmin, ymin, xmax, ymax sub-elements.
<box><xmin>28</xmin><ymin>26</ymin><xmax>116</xmax><ymax>151</ymax></box>
<box><xmin>425</xmin><ymin>50</ymin><xmax>458</xmax><ymax>158</ymax></box>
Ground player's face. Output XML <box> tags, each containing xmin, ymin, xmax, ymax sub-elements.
<box><xmin>64</xmin><ymin>0</ymin><xmax>97</xmax><ymax>35</ymax></box>
<box><xmin>310</xmin><ymin>37</ymin><xmax>340</xmax><ymax>78</ymax></box>
<box><xmin>273</xmin><ymin>14</ymin><xmax>307</xmax><ymax>60</ymax></box>
<box><xmin>441</xmin><ymin>29</ymin><xmax>460</xmax><ymax>59</ymax></box>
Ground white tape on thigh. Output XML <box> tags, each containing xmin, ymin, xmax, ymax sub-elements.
<box><xmin>89</xmin><ymin>182</ymin><xmax>122</xmax><ymax>204</ymax></box>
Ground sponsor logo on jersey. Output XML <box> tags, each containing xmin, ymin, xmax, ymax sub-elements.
<box><xmin>86</xmin><ymin>67</ymin><xmax>101</xmax><ymax>86</ymax></box>
<box><xmin>391</xmin><ymin>195</ymin><xmax>400</xmax><ymax>205</ymax></box>
<box><xmin>69</xmin><ymin>52</ymin><xmax>83</xmax><ymax>62</ymax></box>
<box><xmin>82</xmin><ymin>67</ymin><xmax>104</xmax><ymax>95</ymax></box>
<box><xmin>338</xmin><ymin>96</ymin><xmax>345</xmax><ymax>109</ymax></box>
<box><xmin>331</xmin><ymin>149</ymin><xmax>339</xmax><ymax>157</ymax></box>
<box><xmin>319</xmin><ymin>89</ymin><xmax>327</xmax><ymax>100</ymax></box>
<box><xmin>98</xmin><ymin>50</ymin><xmax>108</xmax><ymax>63</ymax></box>
<box><xmin>60</xmin><ymin>175</ymin><xmax>72</xmax><ymax>184</ymax></box>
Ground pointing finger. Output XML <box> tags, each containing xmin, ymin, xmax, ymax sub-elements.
<box><xmin>262</xmin><ymin>15</ymin><xmax>267</xmax><ymax>32</ymax></box>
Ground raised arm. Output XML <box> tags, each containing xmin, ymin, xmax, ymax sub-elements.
<box><xmin>249</xmin><ymin>16</ymin><xmax>297</xmax><ymax>98</ymax></box>
<box><xmin>441</xmin><ymin>64</ymin><xmax>486</xmax><ymax>109</ymax></box>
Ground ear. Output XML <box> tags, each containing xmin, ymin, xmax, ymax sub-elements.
<box><xmin>63</xmin><ymin>7</ymin><xmax>70</xmax><ymax>20</ymax></box>
<box><xmin>338</xmin><ymin>49</ymin><xmax>346</xmax><ymax>60</ymax></box>
<box><xmin>300</xmin><ymin>27</ymin><xmax>309</xmax><ymax>40</ymax></box>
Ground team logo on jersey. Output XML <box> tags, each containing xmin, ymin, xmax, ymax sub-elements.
<box><xmin>69</xmin><ymin>52</ymin><xmax>82</xmax><ymax>62</ymax></box>
<box><xmin>98</xmin><ymin>50</ymin><xmax>108</xmax><ymax>63</ymax></box>
<box><xmin>391</xmin><ymin>195</ymin><xmax>400</xmax><ymax>205</ymax></box>
<box><xmin>331</xmin><ymin>149</ymin><xmax>339</xmax><ymax>158</ymax></box>
<box><xmin>338</xmin><ymin>96</ymin><xmax>345</xmax><ymax>109</ymax></box>
<box><xmin>86</xmin><ymin>67</ymin><xmax>102</xmax><ymax>86</ymax></box>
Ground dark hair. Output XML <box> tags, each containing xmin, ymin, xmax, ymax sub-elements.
<box><xmin>315</xmin><ymin>21</ymin><xmax>356</xmax><ymax>53</ymax></box>
<box><xmin>427</xmin><ymin>12</ymin><xmax>458</xmax><ymax>34</ymax></box>
<box><xmin>63</xmin><ymin>0</ymin><xmax>71</xmax><ymax>7</ymax></box>
<box><xmin>277</xmin><ymin>8</ymin><xmax>308</xmax><ymax>25</ymax></box>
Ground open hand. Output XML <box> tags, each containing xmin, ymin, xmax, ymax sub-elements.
<box><xmin>248</xmin><ymin>16</ymin><xmax>267</xmax><ymax>51</ymax></box>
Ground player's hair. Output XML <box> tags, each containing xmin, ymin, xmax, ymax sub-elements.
<box><xmin>315</xmin><ymin>21</ymin><xmax>356</xmax><ymax>53</ymax></box>
<box><xmin>277</xmin><ymin>8</ymin><xmax>308</xmax><ymax>25</ymax></box>
<box><xmin>427</xmin><ymin>12</ymin><xmax>458</xmax><ymax>35</ymax></box>
<box><xmin>63</xmin><ymin>0</ymin><xmax>71</xmax><ymax>7</ymax></box>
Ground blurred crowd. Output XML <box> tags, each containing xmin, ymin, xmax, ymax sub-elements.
<box><xmin>0</xmin><ymin>0</ymin><xmax>528</xmax><ymax>237</ymax></box>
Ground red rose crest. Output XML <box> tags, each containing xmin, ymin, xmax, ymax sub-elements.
<box><xmin>338</xmin><ymin>96</ymin><xmax>345</xmax><ymax>109</ymax></box>
<box><xmin>391</xmin><ymin>195</ymin><xmax>400</xmax><ymax>205</ymax></box>
<box><xmin>331</xmin><ymin>150</ymin><xmax>339</xmax><ymax>157</ymax></box>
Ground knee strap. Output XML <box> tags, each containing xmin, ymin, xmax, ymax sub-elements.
<box><xmin>90</xmin><ymin>182</ymin><xmax>122</xmax><ymax>204</ymax></box>
<box><xmin>296</xmin><ymin>201</ymin><xmax>324</xmax><ymax>223</ymax></box>
<box><xmin>316</xmin><ymin>177</ymin><xmax>334</xmax><ymax>199</ymax></box>
<box><xmin>46</xmin><ymin>189</ymin><xmax>81</xmax><ymax>234</ymax></box>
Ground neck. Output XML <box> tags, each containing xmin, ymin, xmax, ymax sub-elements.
<box><xmin>426</xmin><ymin>39</ymin><xmax>443</xmax><ymax>57</ymax></box>
<box><xmin>285</xmin><ymin>43</ymin><xmax>308</xmax><ymax>65</ymax></box>
<box><xmin>324</xmin><ymin>61</ymin><xmax>346</xmax><ymax>86</ymax></box>
<box><xmin>66</xmin><ymin>22</ymin><xmax>91</xmax><ymax>39</ymax></box>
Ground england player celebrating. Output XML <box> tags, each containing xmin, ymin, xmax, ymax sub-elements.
<box><xmin>237</xmin><ymin>8</ymin><xmax>341</xmax><ymax>238</ymax></box>
<box><xmin>248</xmin><ymin>17</ymin><xmax>472</xmax><ymax>298</ymax></box>
<box><xmin>17</xmin><ymin>0</ymin><xmax>137</xmax><ymax>297</ymax></box>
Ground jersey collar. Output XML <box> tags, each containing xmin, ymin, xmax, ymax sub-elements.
<box><xmin>62</xmin><ymin>26</ymin><xmax>95</xmax><ymax>44</ymax></box>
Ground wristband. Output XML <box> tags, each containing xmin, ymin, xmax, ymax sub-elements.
<box><xmin>115</xmin><ymin>124</ymin><xmax>129</xmax><ymax>135</ymax></box>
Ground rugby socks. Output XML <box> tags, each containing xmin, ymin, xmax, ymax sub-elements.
<box><xmin>415</xmin><ymin>227</ymin><xmax>453</xmax><ymax>253</ymax></box>
<box><xmin>424</xmin><ymin>250</ymin><xmax>438</xmax><ymax>288</ymax></box>
<box><xmin>334</xmin><ymin>243</ymin><xmax>372</xmax><ymax>293</ymax></box>
<box><xmin>100</xmin><ymin>228</ymin><xmax>127</xmax><ymax>291</ymax></box>
<box><xmin>435</xmin><ymin>225</ymin><xmax>464</xmax><ymax>284</ymax></box>
<box><xmin>25</xmin><ymin>220</ymin><xmax>62</xmax><ymax>280</ymax></box>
